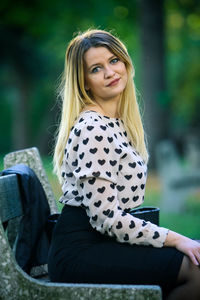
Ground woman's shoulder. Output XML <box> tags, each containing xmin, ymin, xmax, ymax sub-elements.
<box><xmin>70</xmin><ymin>111</ymin><xmax>102</xmax><ymax>132</ymax></box>
<box><xmin>68</xmin><ymin>111</ymin><xmax>105</xmax><ymax>140</ymax></box>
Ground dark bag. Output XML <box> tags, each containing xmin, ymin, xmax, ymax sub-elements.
<box><xmin>129</xmin><ymin>206</ymin><xmax>160</xmax><ymax>226</ymax></box>
<box><xmin>46</xmin><ymin>213</ymin><xmax>60</xmax><ymax>242</ymax></box>
<box><xmin>46</xmin><ymin>206</ymin><xmax>160</xmax><ymax>242</ymax></box>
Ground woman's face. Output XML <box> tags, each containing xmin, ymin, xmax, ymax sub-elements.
<box><xmin>84</xmin><ymin>46</ymin><xmax>128</xmax><ymax>103</ymax></box>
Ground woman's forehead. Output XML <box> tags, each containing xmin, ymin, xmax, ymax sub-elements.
<box><xmin>84</xmin><ymin>47</ymin><xmax>114</xmax><ymax>66</ymax></box>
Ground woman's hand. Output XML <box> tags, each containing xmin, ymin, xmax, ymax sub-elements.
<box><xmin>164</xmin><ymin>230</ymin><xmax>200</xmax><ymax>266</ymax></box>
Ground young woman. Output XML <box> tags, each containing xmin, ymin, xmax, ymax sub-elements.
<box><xmin>48</xmin><ymin>29</ymin><xmax>200</xmax><ymax>299</ymax></box>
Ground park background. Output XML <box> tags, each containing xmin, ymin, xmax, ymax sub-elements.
<box><xmin>0</xmin><ymin>0</ymin><xmax>200</xmax><ymax>238</ymax></box>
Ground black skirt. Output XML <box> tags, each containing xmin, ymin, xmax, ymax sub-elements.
<box><xmin>48</xmin><ymin>205</ymin><xmax>184</xmax><ymax>295</ymax></box>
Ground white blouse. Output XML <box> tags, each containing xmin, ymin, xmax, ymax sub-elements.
<box><xmin>60</xmin><ymin>110</ymin><xmax>168</xmax><ymax>248</ymax></box>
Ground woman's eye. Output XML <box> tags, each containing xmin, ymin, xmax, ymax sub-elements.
<box><xmin>91</xmin><ymin>66</ymin><xmax>100</xmax><ymax>73</ymax></box>
<box><xmin>110</xmin><ymin>58</ymin><xmax>119</xmax><ymax>64</ymax></box>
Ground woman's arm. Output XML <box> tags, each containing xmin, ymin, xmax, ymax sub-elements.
<box><xmin>164</xmin><ymin>230</ymin><xmax>200</xmax><ymax>265</ymax></box>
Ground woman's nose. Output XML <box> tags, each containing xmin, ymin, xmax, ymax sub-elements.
<box><xmin>104</xmin><ymin>66</ymin><xmax>115</xmax><ymax>78</ymax></box>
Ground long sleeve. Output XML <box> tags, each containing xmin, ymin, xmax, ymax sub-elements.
<box><xmin>60</xmin><ymin>111</ymin><xmax>168</xmax><ymax>248</ymax></box>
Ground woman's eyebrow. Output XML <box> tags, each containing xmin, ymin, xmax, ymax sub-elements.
<box><xmin>87</xmin><ymin>54</ymin><xmax>116</xmax><ymax>70</ymax></box>
<box><xmin>88</xmin><ymin>62</ymin><xmax>99</xmax><ymax>70</ymax></box>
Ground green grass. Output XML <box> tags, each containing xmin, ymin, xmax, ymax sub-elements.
<box><xmin>42</xmin><ymin>156</ymin><xmax>64</xmax><ymax>211</ymax></box>
<box><xmin>0</xmin><ymin>155</ymin><xmax>4</xmax><ymax>171</ymax></box>
<box><xmin>145</xmin><ymin>180</ymin><xmax>200</xmax><ymax>239</ymax></box>
<box><xmin>144</xmin><ymin>194</ymin><xmax>200</xmax><ymax>239</ymax></box>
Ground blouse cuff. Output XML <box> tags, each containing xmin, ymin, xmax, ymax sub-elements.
<box><xmin>144</xmin><ymin>224</ymin><xmax>169</xmax><ymax>248</ymax></box>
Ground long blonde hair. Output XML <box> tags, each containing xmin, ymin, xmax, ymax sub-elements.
<box><xmin>54</xmin><ymin>29</ymin><xmax>149</xmax><ymax>183</ymax></box>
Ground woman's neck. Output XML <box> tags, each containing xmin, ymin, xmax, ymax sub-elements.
<box><xmin>84</xmin><ymin>98</ymin><xmax>120</xmax><ymax>119</ymax></box>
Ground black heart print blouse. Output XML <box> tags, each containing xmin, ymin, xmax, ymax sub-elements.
<box><xmin>60</xmin><ymin>110</ymin><xmax>168</xmax><ymax>247</ymax></box>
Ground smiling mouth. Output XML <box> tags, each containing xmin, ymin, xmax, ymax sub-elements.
<box><xmin>107</xmin><ymin>78</ymin><xmax>120</xmax><ymax>87</ymax></box>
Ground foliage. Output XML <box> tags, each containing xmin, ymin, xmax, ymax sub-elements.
<box><xmin>0</xmin><ymin>0</ymin><xmax>199</xmax><ymax>154</ymax></box>
<box><xmin>165</xmin><ymin>0</ymin><xmax>200</xmax><ymax>139</ymax></box>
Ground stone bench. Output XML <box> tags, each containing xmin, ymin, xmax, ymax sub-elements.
<box><xmin>0</xmin><ymin>147</ymin><xmax>162</xmax><ymax>300</ymax></box>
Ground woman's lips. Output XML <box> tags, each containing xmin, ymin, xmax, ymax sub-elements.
<box><xmin>107</xmin><ymin>78</ymin><xmax>120</xmax><ymax>87</ymax></box>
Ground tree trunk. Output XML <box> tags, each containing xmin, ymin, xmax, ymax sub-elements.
<box><xmin>12</xmin><ymin>68</ymin><xmax>30</xmax><ymax>151</ymax></box>
<box><xmin>138</xmin><ymin>0</ymin><xmax>169</xmax><ymax>168</ymax></box>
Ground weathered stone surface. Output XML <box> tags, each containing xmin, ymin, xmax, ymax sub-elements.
<box><xmin>4</xmin><ymin>147</ymin><xmax>58</xmax><ymax>214</ymax></box>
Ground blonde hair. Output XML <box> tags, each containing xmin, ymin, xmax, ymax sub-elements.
<box><xmin>54</xmin><ymin>29</ymin><xmax>149</xmax><ymax>182</ymax></box>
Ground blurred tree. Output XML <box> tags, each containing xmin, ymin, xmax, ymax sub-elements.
<box><xmin>0</xmin><ymin>0</ymin><xmax>57</xmax><ymax>152</ymax></box>
<box><xmin>138</xmin><ymin>0</ymin><xmax>169</xmax><ymax>167</ymax></box>
<box><xmin>1</xmin><ymin>25</ymin><xmax>35</xmax><ymax>149</ymax></box>
<box><xmin>165</xmin><ymin>0</ymin><xmax>200</xmax><ymax>146</ymax></box>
